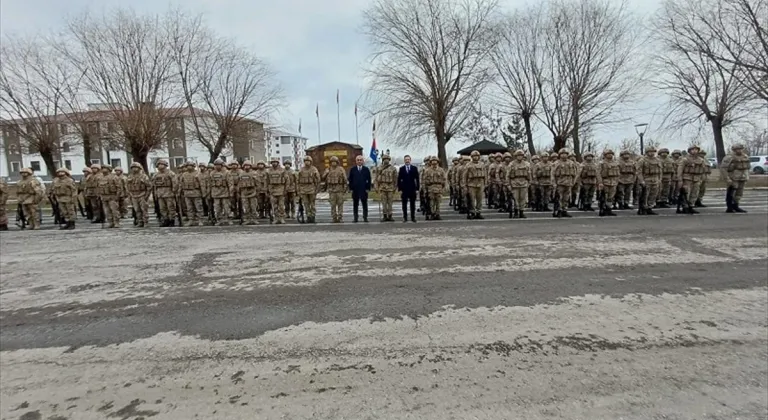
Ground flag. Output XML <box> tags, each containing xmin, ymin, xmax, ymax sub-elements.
<box><xmin>298</xmin><ymin>118</ymin><xmax>302</xmax><ymax>134</ymax></box>
<box><xmin>336</xmin><ymin>89</ymin><xmax>339</xmax><ymax>104</ymax></box>
<box><xmin>354</xmin><ymin>102</ymin><xmax>357</xmax><ymax>116</ymax></box>
<box><xmin>369</xmin><ymin>119</ymin><xmax>378</xmax><ymax>163</ymax></box>
<box><xmin>315</xmin><ymin>103</ymin><xmax>319</xmax><ymax>118</ymax></box>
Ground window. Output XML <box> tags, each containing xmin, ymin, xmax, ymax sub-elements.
<box><xmin>30</xmin><ymin>161</ymin><xmax>41</xmax><ymax>171</ymax></box>
<box><xmin>281</xmin><ymin>137</ymin><xmax>291</xmax><ymax>145</ymax></box>
<box><xmin>173</xmin><ymin>157</ymin><xmax>185</xmax><ymax>168</ymax></box>
<box><xmin>62</xmin><ymin>142</ymin><xmax>71</xmax><ymax>153</ymax></box>
<box><xmin>53</xmin><ymin>160</ymin><xmax>60</xmax><ymax>169</ymax></box>
<box><xmin>64</xmin><ymin>160</ymin><xmax>72</xmax><ymax>170</ymax></box>
<box><xmin>60</xmin><ymin>124</ymin><xmax>68</xmax><ymax>135</ymax></box>
<box><xmin>111</xmin><ymin>158</ymin><xmax>122</xmax><ymax>169</ymax></box>
<box><xmin>90</xmin><ymin>159</ymin><xmax>101</xmax><ymax>165</ymax></box>
<box><xmin>10</xmin><ymin>161</ymin><xmax>21</xmax><ymax>173</ymax></box>
<box><xmin>8</xmin><ymin>144</ymin><xmax>18</xmax><ymax>154</ymax></box>
<box><xmin>88</xmin><ymin>123</ymin><xmax>99</xmax><ymax>135</ymax></box>
<box><xmin>107</xmin><ymin>122</ymin><xmax>117</xmax><ymax>133</ymax></box>
<box><xmin>275</xmin><ymin>143</ymin><xmax>280</xmax><ymax>148</ymax></box>
<box><xmin>25</xmin><ymin>124</ymin><xmax>35</xmax><ymax>134</ymax></box>
<box><xmin>749</xmin><ymin>157</ymin><xmax>759</xmax><ymax>162</ymax></box>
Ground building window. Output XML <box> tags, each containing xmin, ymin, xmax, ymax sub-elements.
<box><xmin>60</xmin><ymin>124</ymin><xmax>68</xmax><ymax>135</ymax></box>
<box><xmin>90</xmin><ymin>159</ymin><xmax>101</xmax><ymax>165</ymax></box>
<box><xmin>10</xmin><ymin>161</ymin><xmax>21</xmax><ymax>173</ymax></box>
<box><xmin>62</xmin><ymin>142</ymin><xmax>71</xmax><ymax>152</ymax></box>
<box><xmin>8</xmin><ymin>144</ymin><xmax>18</xmax><ymax>154</ymax></box>
<box><xmin>111</xmin><ymin>158</ymin><xmax>122</xmax><ymax>169</ymax></box>
<box><xmin>64</xmin><ymin>160</ymin><xmax>72</xmax><ymax>170</ymax></box>
<box><xmin>107</xmin><ymin>122</ymin><xmax>117</xmax><ymax>133</ymax></box>
<box><xmin>173</xmin><ymin>157</ymin><xmax>185</xmax><ymax>168</ymax></box>
<box><xmin>88</xmin><ymin>123</ymin><xmax>99</xmax><ymax>135</ymax></box>
<box><xmin>30</xmin><ymin>161</ymin><xmax>41</xmax><ymax>171</ymax></box>
<box><xmin>281</xmin><ymin>137</ymin><xmax>291</xmax><ymax>145</ymax></box>
<box><xmin>275</xmin><ymin>143</ymin><xmax>280</xmax><ymax>148</ymax></box>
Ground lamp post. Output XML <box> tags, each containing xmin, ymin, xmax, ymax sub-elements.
<box><xmin>634</xmin><ymin>123</ymin><xmax>649</xmax><ymax>155</ymax></box>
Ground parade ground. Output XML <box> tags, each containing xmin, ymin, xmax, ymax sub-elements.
<box><xmin>0</xmin><ymin>190</ymin><xmax>766</xmax><ymax>419</ymax></box>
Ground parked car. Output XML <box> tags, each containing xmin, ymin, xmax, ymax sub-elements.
<box><xmin>707</xmin><ymin>158</ymin><xmax>717</xmax><ymax>168</ymax></box>
<box><xmin>750</xmin><ymin>155</ymin><xmax>768</xmax><ymax>174</ymax></box>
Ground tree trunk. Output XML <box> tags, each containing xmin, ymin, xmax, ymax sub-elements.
<box><xmin>82</xmin><ymin>133</ymin><xmax>92</xmax><ymax>167</ymax></box>
<box><xmin>40</xmin><ymin>148</ymin><xmax>57</xmax><ymax>179</ymax></box>
<box><xmin>710</xmin><ymin>117</ymin><xmax>726</xmax><ymax>164</ymax></box>
<box><xmin>571</xmin><ymin>109</ymin><xmax>581</xmax><ymax>158</ymax></box>
<box><xmin>522</xmin><ymin>112</ymin><xmax>536</xmax><ymax>155</ymax></box>
<box><xmin>130</xmin><ymin>142</ymin><xmax>150</xmax><ymax>174</ymax></box>
<box><xmin>435</xmin><ymin>126</ymin><xmax>449</xmax><ymax>168</ymax></box>
<box><xmin>553</xmin><ymin>135</ymin><xmax>566</xmax><ymax>152</ymax></box>
<box><xmin>209</xmin><ymin>133</ymin><xmax>227</xmax><ymax>163</ymax></box>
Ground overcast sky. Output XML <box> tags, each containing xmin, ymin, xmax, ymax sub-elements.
<box><xmin>2</xmin><ymin>0</ymin><xmax>754</xmax><ymax>158</ymax></box>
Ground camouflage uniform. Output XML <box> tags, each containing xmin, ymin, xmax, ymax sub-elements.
<box><xmin>695</xmin><ymin>150</ymin><xmax>711</xmax><ymax>206</ymax></box>
<box><xmin>569</xmin><ymin>153</ymin><xmax>581</xmax><ymax>208</ymax></box>
<box><xmin>114</xmin><ymin>167</ymin><xmax>129</xmax><ymax>218</ymax></box>
<box><xmin>0</xmin><ymin>178</ymin><xmax>8</xmax><ymax>230</ymax></box>
<box><xmin>670</xmin><ymin>150</ymin><xmax>683</xmax><ymax>202</ymax></box>
<box><xmin>326</xmin><ymin>156</ymin><xmax>347</xmax><ymax>222</ymax></box>
<box><xmin>226</xmin><ymin>162</ymin><xmax>242</xmax><ymax>221</ymax></box>
<box><xmin>617</xmin><ymin>151</ymin><xmax>637</xmax><ymax>209</ymax></box>
<box><xmin>636</xmin><ymin>147</ymin><xmax>662</xmax><ymax>215</ymax></box>
<box><xmin>457</xmin><ymin>156</ymin><xmax>470</xmax><ymax>213</ymax></box>
<box><xmin>375</xmin><ymin>155</ymin><xmax>398</xmax><ymax>221</ymax></box>
<box><xmin>658</xmin><ymin>148</ymin><xmax>675</xmax><ymax>208</ymax></box>
<box><xmin>254</xmin><ymin>162</ymin><xmax>269</xmax><ymax>218</ymax></box>
<box><xmin>447</xmin><ymin>158</ymin><xmax>459</xmax><ymax>206</ymax></box>
<box><xmin>97</xmin><ymin>164</ymin><xmax>124</xmax><ymax>228</ymax></box>
<box><xmin>297</xmin><ymin>156</ymin><xmax>321</xmax><ymax>223</ymax></box>
<box><xmin>16</xmin><ymin>168</ymin><xmax>45</xmax><ymax>229</ymax></box>
<box><xmin>152</xmin><ymin>159</ymin><xmax>178</xmax><ymax>226</ymax></box>
<box><xmin>721</xmin><ymin>143</ymin><xmax>750</xmax><ymax>213</ymax></box>
<box><xmin>677</xmin><ymin>145</ymin><xmax>706</xmax><ymax>213</ymax></box>
<box><xmin>237</xmin><ymin>161</ymin><xmax>260</xmax><ymax>225</ymax></box>
<box><xmin>462</xmin><ymin>150</ymin><xmax>486</xmax><ymax>219</ymax></box>
<box><xmin>507</xmin><ymin>150</ymin><xmax>531</xmax><ymax>218</ymax></box>
<box><xmin>536</xmin><ymin>155</ymin><xmax>554</xmax><ymax>211</ymax></box>
<box><xmin>85</xmin><ymin>164</ymin><xmax>103</xmax><ymax>223</ymax></box>
<box><xmin>209</xmin><ymin>160</ymin><xmax>233</xmax><ymax>225</ymax></box>
<box><xmin>179</xmin><ymin>162</ymin><xmax>205</xmax><ymax>226</ymax></box>
<box><xmin>578</xmin><ymin>152</ymin><xmax>600</xmax><ymax>211</ymax></box>
<box><xmin>598</xmin><ymin>149</ymin><xmax>619</xmax><ymax>216</ymax></box>
<box><xmin>51</xmin><ymin>168</ymin><xmax>78</xmax><ymax>229</ymax></box>
<box><xmin>283</xmin><ymin>161</ymin><xmax>297</xmax><ymax>218</ymax></box>
<box><xmin>551</xmin><ymin>148</ymin><xmax>579</xmax><ymax>218</ymax></box>
<box><xmin>423</xmin><ymin>156</ymin><xmax>447</xmax><ymax>219</ymax></box>
<box><xmin>126</xmin><ymin>162</ymin><xmax>152</xmax><ymax>227</ymax></box>
<box><xmin>267</xmin><ymin>157</ymin><xmax>290</xmax><ymax>224</ymax></box>
<box><xmin>496</xmin><ymin>152</ymin><xmax>513</xmax><ymax>212</ymax></box>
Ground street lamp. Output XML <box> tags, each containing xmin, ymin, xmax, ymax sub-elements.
<box><xmin>634</xmin><ymin>123</ymin><xmax>649</xmax><ymax>155</ymax></box>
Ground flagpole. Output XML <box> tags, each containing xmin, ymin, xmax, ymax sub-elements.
<box><xmin>336</xmin><ymin>89</ymin><xmax>341</xmax><ymax>142</ymax></box>
<box><xmin>355</xmin><ymin>108</ymin><xmax>359</xmax><ymax>146</ymax></box>
<box><xmin>316</xmin><ymin>103</ymin><xmax>321</xmax><ymax>146</ymax></box>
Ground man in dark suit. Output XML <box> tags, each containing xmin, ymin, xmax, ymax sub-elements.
<box><xmin>348</xmin><ymin>155</ymin><xmax>372</xmax><ymax>222</ymax></box>
<box><xmin>397</xmin><ymin>155</ymin><xmax>420</xmax><ymax>222</ymax></box>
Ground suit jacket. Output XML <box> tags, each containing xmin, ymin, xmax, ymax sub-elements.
<box><xmin>398</xmin><ymin>165</ymin><xmax>420</xmax><ymax>195</ymax></box>
<box><xmin>348</xmin><ymin>165</ymin><xmax>372</xmax><ymax>194</ymax></box>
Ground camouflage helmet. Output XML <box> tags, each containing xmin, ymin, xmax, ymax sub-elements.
<box><xmin>186</xmin><ymin>159</ymin><xmax>196</xmax><ymax>167</ymax></box>
<box><xmin>283</xmin><ymin>160</ymin><xmax>292</xmax><ymax>166</ymax></box>
<box><xmin>130</xmin><ymin>162</ymin><xmax>142</xmax><ymax>169</ymax></box>
<box><xmin>550</xmin><ymin>152</ymin><xmax>558</xmax><ymax>158</ymax></box>
<box><xmin>658</xmin><ymin>147</ymin><xmax>669</xmax><ymax>154</ymax></box>
<box><xmin>731</xmin><ymin>143</ymin><xmax>745</xmax><ymax>150</ymax></box>
<box><xmin>513</xmin><ymin>150</ymin><xmax>524</xmax><ymax>157</ymax></box>
<box><xmin>495</xmin><ymin>152</ymin><xmax>503</xmax><ymax>159</ymax></box>
<box><xmin>241</xmin><ymin>160</ymin><xmax>252</xmax><ymax>167</ymax></box>
<box><xmin>114</xmin><ymin>167</ymin><xmax>124</xmax><ymax>172</ymax></box>
<box><xmin>19</xmin><ymin>167</ymin><xmax>32</xmax><ymax>174</ymax></box>
<box><xmin>82</xmin><ymin>167</ymin><xmax>91</xmax><ymax>173</ymax></box>
<box><xmin>583</xmin><ymin>151</ymin><xmax>594</xmax><ymax>158</ymax></box>
<box><xmin>101</xmin><ymin>164</ymin><xmax>113</xmax><ymax>171</ymax></box>
<box><xmin>329</xmin><ymin>156</ymin><xmax>339</xmax><ymax>163</ymax></box>
<box><xmin>645</xmin><ymin>146</ymin><xmax>657</xmax><ymax>153</ymax></box>
<box><xmin>531</xmin><ymin>155</ymin><xmax>540</xmax><ymax>161</ymax></box>
<box><xmin>213</xmin><ymin>158</ymin><xmax>225</xmax><ymax>165</ymax></box>
<box><xmin>256</xmin><ymin>160</ymin><xmax>266</xmax><ymax>166</ymax></box>
<box><xmin>505</xmin><ymin>152</ymin><xmax>514</xmax><ymax>159</ymax></box>
<box><xmin>699</xmin><ymin>150</ymin><xmax>707</xmax><ymax>156</ymax></box>
<box><xmin>303</xmin><ymin>155</ymin><xmax>313</xmax><ymax>163</ymax></box>
<box><xmin>672</xmin><ymin>149</ymin><xmax>682</xmax><ymax>155</ymax></box>
<box><xmin>269</xmin><ymin>156</ymin><xmax>279</xmax><ymax>163</ymax></box>
<box><xmin>687</xmin><ymin>144</ymin><xmax>700</xmax><ymax>152</ymax></box>
<box><xmin>452</xmin><ymin>157</ymin><xmax>459</xmax><ymax>162</ymax></box>
<box><xmin>603</xmin><ymin>149</ymin><xmax>615</xmax><ymax>156</ymax></box>
<box><xmin>382</xmin><ymin>154</ymin><xmax>391</xmax><ymax>161</ymax></box>
<box><xmin>56</xmin><ymin>167</ymin><xmax>70</xmax><ymax>176</ymax></box>
<box><xmin>461</xmin><ymin>155</ymin><xmax>471</xmax><ymax>161</ymax></box>
<box><xmin>619</xmin><ymin>150</ymin><xmax>630</xmax><ymax>156</ymax></box>
<box><xmin>429</xmin><ymin>156</ymin><xmax>439</xmax><ymax>163</ymax></box>
<box><xmin>470</xmin><ymin>150</ymin><xmax>480</xmax><ymax>157</ymax></box>
<box><xmin>558</xmin><ymin>148</ymin><xmax>569</xmax><ymax>155</ymax></box>
<box><xmin>207</xmin><ymin>163</ymin><xmax>214</xmax><ymax>168</ymax></box>
<box><xmin>228</xmin><ymin>161</ymin><xmax>239</xmax><ymax>167</ymax></box>
<box><xmin>91</xmin><ymin>163</ymin><xmax>101</xmax><ymax>170</ymax></box>
<box><xmin>156</xmin><ymin>159</ymin><xmax>168</xmax><ymax>167</ymax></box>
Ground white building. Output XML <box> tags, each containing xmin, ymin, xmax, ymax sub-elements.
<box><xmin>266</xmin><ymin>129</ymin><xmax>308</xmax><ymax>165</ymax></box>
<box><xmin>0</xmin><ymin>105</ymin><xmax>266</xmax><ymax>180</ymax></box>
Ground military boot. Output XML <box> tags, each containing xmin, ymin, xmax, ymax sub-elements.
<box><xmin>561</xmin><ymin>210</ymin><xmax>572</xmax><ymax>218</ymax></box>
<box><xmin>0</xmin><ymin>223</ymin><xmax>8</xmax><ymax>231</ymax></box>
<box><xmin>59</xmin><ymin>220</ymin><xmax>68</xmax><ymax>230</ymax></box>
<box><xmin>518</xmin><ymin>210</ymin><xmax>526</xmax><ymax>219</ymax></box>
<box><xmin>68</xmin><ymin>221</ymin><xmax>76</xmax><ymax>229</ymax></box>
<box><xmin>689</xmin><ymin>206</ymin><xmax>699</xmax><ymax>214</ymax></box>
<box><xmin>475</xmin><ymin>213</ymin><xmax>484</xmax><ymax>220</ymax></box>
<box><xmin>735</xmin><ymin>205</ymin><xmax>747</xmax><ymax>213</ymax></box>
<box><xmin>694</xmin><ymin>199</ymin><xmax>706</xmax><ymax>207</ymax></box>
<box><xmin>637</xmin><ymin>208</ymin><xmax>647</xmax><ymax>215</ymax></box>
<box><xmin>646</xmin><ymin>209</ymin><xmax>658</xmax><ymax>215</ymax></box>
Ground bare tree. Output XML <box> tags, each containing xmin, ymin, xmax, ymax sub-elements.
<box><xmin>490</xmin><ymin>6</ymin><xmax>544</xmax><ymax>155</ymax></box>
<box><xmin>362</xmin><ymin>0</ymin><xmax>500</xmax><ymax>167</ymax></box>
<box><xmin>619</xmin><ymin>137</ymin><xmax>639</xmax><ymax>155</ymax></box>
<box><xmin>62</xmin><ymin>8</ymin><xmax>189</xmax><ymax>172</ymax></box>
<box><xmin>0</xmin><ymin>35</ymin><xmax>84</xmax><ymax>174</ymax></box>
<box><xmin>542</xmin><ymin>0</ymin><xmax>644</xmax><ymax>157</ymax></box>
<box><xmin>172</xmin><ymin>21</ymin><xmax>283</xmax><ymax>163</ymax></box>
<box><xmin>654</xmin><ymin>0</ymin><xmax>759</xmax><ymax>163</ymax></box>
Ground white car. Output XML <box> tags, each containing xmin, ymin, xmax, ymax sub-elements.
<box><xmin>750</xmin><ymin>155</ymin><xmax>768</xmax><ymax>174</ymax></box>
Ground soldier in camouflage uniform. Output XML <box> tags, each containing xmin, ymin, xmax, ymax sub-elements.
<box><xmin>456</xmin><ymin>155</ymin><xmax>470</xmax><ymax>214</ymax></box>
<box><xmin>283</xmin><ymin>160</ymin><xmax>297</xmax><ymax>218</ymax></box>
<box><xmin>238</xmin><ymin>161</ymin><xmax>260</xmax><ymax>225</ymax></box>
<box><xmin>267</xmin><ymin>157</ymin><xmax>290</xmax><ymax>224</ymax></box>
<box><xmin>114</xmin><ymin>167</ymin><xmax>128</xmax><ymax>218</ymax></box>
<box><xmin>670</xmin><ymin>150</ymin><xmax>683</xmax><ymax>204</ymax></box>
<box><xmin>297</xmin><ymin>156</ymin><xmax>321</xmax><ymax>223</ymax></box>
<box><xmin>536</xmin><ymin>154</ymin><xmax>554</xmax><ymax>211</ymax></box>
<box><xmin>448</xmin><ymin>157</ymin><xmax>459</xmax><ymax>206</ymax></box>
<box><xmin>97</xmin><ymin>164</ymin><xmax>123</xmax><ymax>228</ymax></box>
<box><xmin>636</xmin><ymin>147</ymin><xmax>662</xmax><ymax>215</ymax></box>
<box><xmin>226</xmin><ymin>161</ymin><xmax>241</xmax><ymax>221</ymax></box>
<box><xmin>528</xmin><ymin>155</ymin><xmax>540</xmax><ymax>210</ymax></box>
<box><xmin>126</xmin><ymin>162</ymin><xmax>152</xmax><ymax>227</ymax></box>
<box><xmin>695</xmin><ymin>150</ymin><xmax>711</xmax><ymax>207</ymax></box>
<box><xmin>551</xmin><ymin>149</ymin><xmax>579</xmax><ymax>218</ymax></box>
<box><xmin>676</xmin><ymin>145</ymin><xmax>706</xmax><ymax>214</ymax></box>
<box><xmin>255</xmin><ymin>161</ymin><xmax>269</xmax><ymax>219</ymax></box>
<box><xmin>657</xmin><ymin>148</ymin><xmax>674</xmax><ymax>208</ymax></box>
<box><xmin>616</xmin><ymin>151</ymin><xmax>637</xmax><ymax>210</ymax></box>
<box><xmin>569</xmin><ymin>153</ymin><xmax>581</xmax><ymax>208</ymax></box>
<box><xmin>599</xmin><ymin>149</ymin><xmax>619</xmax><ymax>216</ymax></box>
<box><xmin>52</xmin><ymin>168</ymin><xmax>78</xmax><ymax>229</ymax></box>
<box><xmin>496</xmin><ymin>152</ymin><xmax>513</xmax><ymax>212</ymax></box>
<box><xmin>0</xmin><ymin>177</ymin><xmax>8</xmax><ymax>230</ymax></box>
<box><xmin>179</xmin><ymin>161</ymin><xmax>205</xmax><ymax>226</ymax></box>
<box><xmin>721</xmin><ymin>143</ymin><xmax>750</xmax><ymax>213</ymax></box>
<box><xmin>507</xmin><ymin>150</ymin><xmax>532</xmax><ymax>218</ymax></box>
<box><xmin>375</xmin><ymin>154</ymin><xmax>398</xmax><ymax>221</ymax></box>
<box><xmin>152</xmin><ymin>159</ymin><xmax>178</xmax><ymax>226</ymax></box>
<box><xmin>209</xmin><ymin>159</ymin><xmax>233</xmax><ymax>226</ymax></box>
<box><xmin>17</xmin><ymin>168</ymin><xmax>45</xmax><ymax>230</ymax></box>
<box><xmin>578</xmin><ymin>152</ymin><xmax>599</xmax><ymax>211</ymax></box>
<box><xmin>462</xmin><ymin>150</ymin><xmax>486</xmax><ymax>219</ymax></box>
<box><xmin>85</xmin><ymin>164</ymin><xmax>103</xmax><ymax>223</ymax></box>
<box><xmin>326</xmin><ymin>156</ymin><xmax>347</xmax><ymax>223</ymax></box>
<box><xmin>423</xmin><ymin>156</ymin><xmax>447</xmax><ymax>220</ymax></box>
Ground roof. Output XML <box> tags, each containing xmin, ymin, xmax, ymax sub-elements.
<box><xmin>0</xmin><ymin>106</ymin><xmax>265</xmax><ymax>126</ymax></box>
<box><xmin>456</xmin><ymin>140</ymin><xmax>509</xmax><ymax>155</ymax></box>
<box><xmin>305</xmin><ymin>141</ymin><xmax>364</xmax><ymax>151</ymax></box>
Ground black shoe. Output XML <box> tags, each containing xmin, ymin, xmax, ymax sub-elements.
<box><xmin>59</xmin><ymin>222</ymin><xmax>68</xmax><ymax>230</ymax></box>
<box><xmin>726</xmin><ymin>207</ymin><xmax>735</xmax><ymax>213</ymax></box>
<box><xmin>689</xmin><ymin>207</ymin><xmax>699</xmax><ymax>214</ymax></box>
<box><xmin>607</xmin><ymin>209</ymin><xmax>617</xmax><ymax>216</ymax></box>
<box><xmin>561</xmin><ymin>210</ymin><xmax>572</xmax><ymax>218</ymax></box>
<box><xmin>694</xmin><ymin>200</ymin><xmax>706</xmax><ymax>208</ymax></box>
<box><xmin>646</xmin><ymin>209</ymin><xmax>658</xmax><ymax>215</ymax></box>
<box><xmin>735</xmin><ymin>206</ymin><xmax>747</xmax><ymax>213</ymax></box>
<box><xmin>354</xmin><ymin>218</ymin><xmax>359</xmax><ymax>223</ymax></box>
<box><xmin>68</xmin><ymin>221</ymin><xmax>76</xmax><ymax>230</ymax></box>
<box><xmin>138</xmin><ymin>221</ymin><xmax>145</xmax><ymax>227</ymax></box>
<box><xmin>434</xmin><ymin>215</ymin><xmax>442</xmax><ymax>220</ymax></box>
<box><xmin>519</xmin><ymin>210</ymin><xmax>526</xmax><ymax>219</ymax></box>
<box><xmin>637</xmin><ymin>208</ymin><xmax>646</xmax><ymax>215</ymax></box>
<box><xmin>543</xmin><ymin>206</ymin><xmax>551</xmax><ymax>212</ymax></box>
<box><xmin>475</xmin><ymin>213</ymin><xmax>484</xmax><ymax>220</ymax></box>
<box><xmin>467</xmin><ymin>212</ymin><xmax>474</xmax><ymax>220</ymax></box>
<box><xmin>0</xmin><ymin>223</ymin><xmax>7</xmax><ymax>231</ymax></box>
<box><xmin>553</xmin><ymin>210</ymin><xmax>561</xmax><ymax>218</ymax></box>
<box><xmin>411</xmin><ymin>215</ymin><xmax>417</xmax><ymax>222</ymax></box>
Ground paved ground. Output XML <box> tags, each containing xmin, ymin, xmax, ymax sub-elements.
<box><xmin>0</xmin><ymin>189</ymin><xmax>767</xmax><ymax>420</ymax></box>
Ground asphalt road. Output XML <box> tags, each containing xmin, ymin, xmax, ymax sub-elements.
<box><xmin>0</xmin><ymin>190</ymin><xmax>767</xmax><ymax>420</ymax></box>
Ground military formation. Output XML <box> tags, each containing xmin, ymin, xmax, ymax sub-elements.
<box><xmin>0</xmin><ymin>143</ymin><xmax>754</xmax><ymax>231</ymax></box>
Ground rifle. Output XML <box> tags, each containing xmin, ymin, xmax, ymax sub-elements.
<box><xmin>577</xmin><ymin>186</ymin><xmax>586</xmax><ymax>211</ymax></box>
<box><xmin>423</xmin><ymin>192</ymin><xmax>432</xmax><ymax>220</ymax></box>
<box><xmin>449</xmin><ymin>186</ymin><xmax>455</xmax><ymax>208</ymax></box>
<box><xmin>153</xmin><ymin>192</ymin><xmax>162</xmax><ymax>222</ymax></box>
<box><xmin>208</xmin><ymin>197</ymin><xmax>217</xmax><ymax>225</ymax></box>
<box><xmin>175</xmin><ymin>196</ymin><xmax>183</xmax><ymax>226</ymax></box>
<box><xmin>637</xmin><ymin>184</ymin><xmax>648</xmax><ymax>215</ymax></box>
<box><xmin>535</xmin><ymin>187</ymin><xmax>543</xmax><ymax>212</ymax></box>
<box><xmin>77</xmin><ymin>195</ymin><xmax>87</xmax><ymax>218</ymax></box>
<box><xmin>552</xmin><ymin>191</ymin><xmax>561</xmax><ymax>217</ymax></box>
<box><xmin>237</xmin><ymin>194</ymin><xmax>244</xmax><ymax>224</ymax></box>
<box><xmin>725</xmin><ymin>185</ymin><xmax>735</xmax><ymax>211</ymax></box>
<box><xmin>50</xmin><ymin>195</ymin><xmax>62</xmax><ymax>225</ymax></box>
<box><xmin>297</xmin><ymin>197</ymin><xmax>305</xmax><ymax>223</ymax></box>
<box><xmin>266</xmin><ymin>197</ymin><xmax>274</xmax><ymax>224</ymax></box>
<box><xmin>676</xmin><ymin>187</ymin><xmax>690</xmax><ymax>214</ymax></box>
<box><xmin>498</xmin><ymin>186</ymin><xmax>507</xmax><ymax>212</ymax></box>
<box><xmin>465</xmin><ymin>189</ymin><xmax>473</xmax><ymax>219</ymax></box>
<box><xmin>15</xmin><ymin>203</ymin><xmax>26</xmax><ymax>229</ymax></box>
<box><xmin>97</xmin><ymin>197</ymin><xmax>105</xmax><ymax>228</ymax></box>
<box><xmin>597</xmin><ymin>189</ymin><xmax>607</xmax><ymax>216</ymax></box>
<box><xmin>508</xmin><ymin>189</ymin><xmax>517</xmax><ymax>219</ymax></box>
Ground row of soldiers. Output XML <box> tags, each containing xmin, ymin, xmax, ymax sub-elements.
<box><xmin>443</xmin><ymin>143</ymin><xmax>751</xmax><ymax>218</ymax></box>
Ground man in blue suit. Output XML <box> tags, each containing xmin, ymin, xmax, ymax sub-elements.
<box><xmin>398</xmin><ymin>155</ymin><xmax>420</xmax><ymax>223</ymax></box>
<box><xmin>348</xmin><ymin>155</ymin><xmax>372</xmax><ymax>222</ymax></box>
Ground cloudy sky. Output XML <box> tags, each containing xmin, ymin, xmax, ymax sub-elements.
<box><xmin>2</xmin><ymin>0</ymin><xmax>740</xmax><ymax>157</ymax></box>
